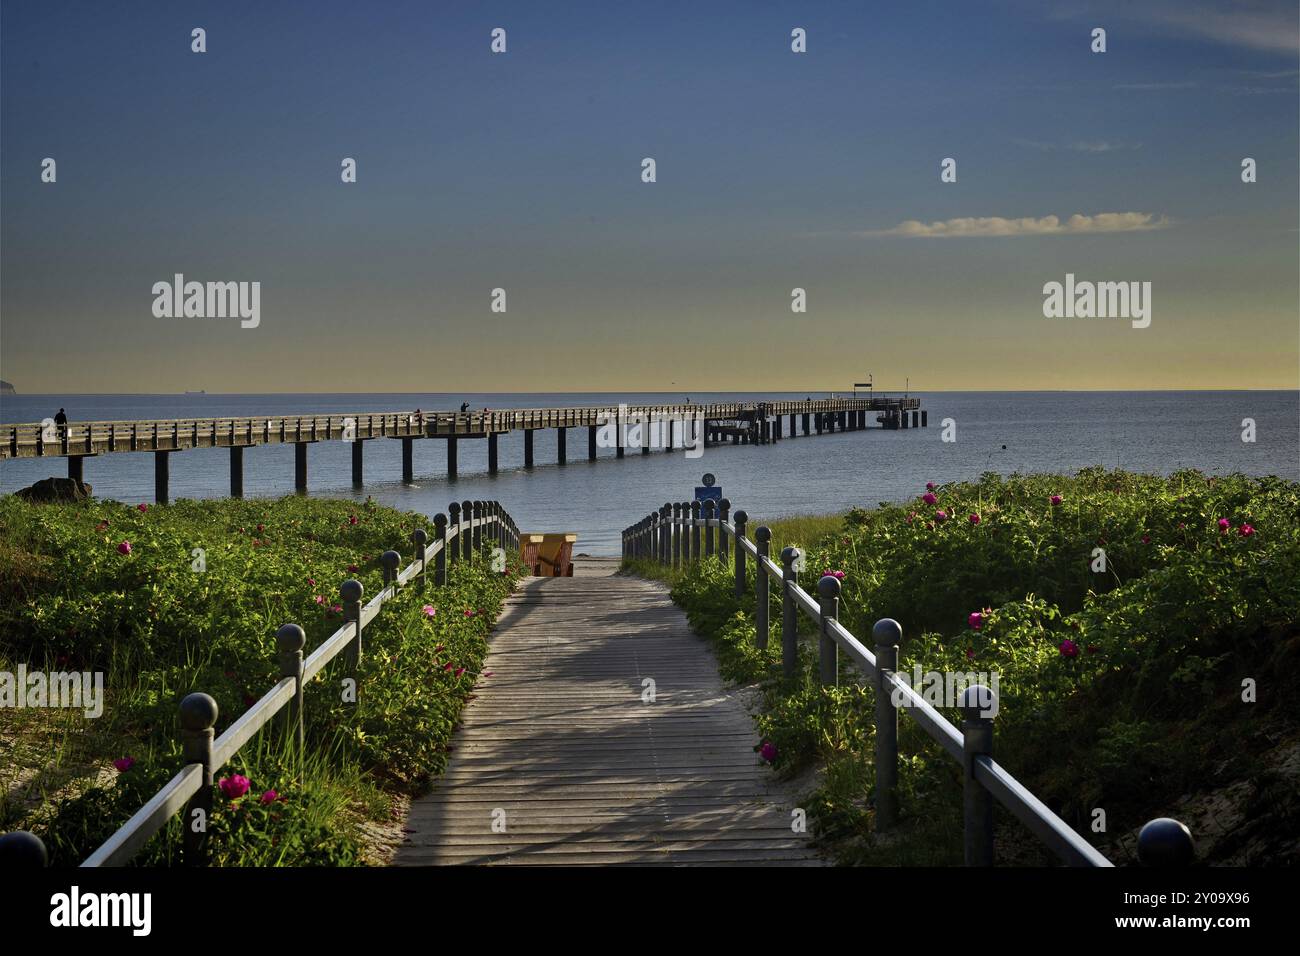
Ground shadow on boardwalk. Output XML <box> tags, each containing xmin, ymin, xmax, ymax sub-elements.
<box><xmin>393</xmin><ymin>557</ymin><xmax>824</xmax><ymax>866</ymax></box>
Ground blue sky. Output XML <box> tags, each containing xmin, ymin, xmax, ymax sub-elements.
<box><xmin>2</xmin><ymin>0</ymin><xmax>1297</xmax><ymax>391</ymax></box>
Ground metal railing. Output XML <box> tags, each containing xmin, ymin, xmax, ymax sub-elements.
<box><xmin>622</xmin><ymin>499</ymin><xmax>1196</xmax><ymax>868</ymax></box>
<box><xmin>0</xmin><ymin>500</ymin><xmax>520</xmax><ymax>868</ymax></box>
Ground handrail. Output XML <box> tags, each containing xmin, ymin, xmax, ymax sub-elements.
<box><xmin>621</xmin><ymin>500</ymin><xmax>1193</xmax><ymax>868</ymax></box>
<box><xmin>2</xmin><ymin>396</ymin><xmax>924</xmax><ymax>459</ymax></box>
<box><xmin>59</xmin><ymin>501</ymin><xmax>522</xmax><ymax>867</ymax></box>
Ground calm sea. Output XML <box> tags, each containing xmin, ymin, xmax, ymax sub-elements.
<box><xmin>2</xmin><ymin>392</ymin><xmax>1296</xmax><ymax>555</ymax></box>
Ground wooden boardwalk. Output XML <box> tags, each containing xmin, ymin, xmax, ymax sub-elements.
<box><xmin>394</xmin><ymin>558</ymin><xmax>823</xmax><ymax>866</ymax></box>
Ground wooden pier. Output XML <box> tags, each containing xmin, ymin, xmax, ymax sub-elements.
<box><xmin>1</xmin><ymin>396</ymin><xmax>925</xmax><ymax>503</ymax></box>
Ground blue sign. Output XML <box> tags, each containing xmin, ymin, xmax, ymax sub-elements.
<box><xmin>694</xmin><ymin>486</ymin><xmax>722</xmax><ymax>503</ymax></box>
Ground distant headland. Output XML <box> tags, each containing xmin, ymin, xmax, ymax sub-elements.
<box><xmin>0</xmin><ymin>380</ymin><xmax>15</xmax><ymax>395</ymax></box>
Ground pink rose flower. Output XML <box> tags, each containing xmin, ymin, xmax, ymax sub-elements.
<box><xmin>422</xmin><ymin>605</ymin><xmax>437</xmax><ymax>617</ymax></box>
<box><xmin>113</xmin><ymin>757</ymin><xmax>135</xmax><ymax>772</ymax></box>
<box><xmin>759</xmin><ymin>741</ymin><xmax>777</xmax><ymax>763</ymax></box>
<box><xmin>922</xmin><ymin>492</ymin><xmax>937</xmax><ymax>505</ymax></box>
<box><xmin>137</xmin><ymin>503</ymin><xmax>148</xmax><ymax>513</ymax></box>
<box><xmin>1058</xmin><ymin>639</ymin><xmax>1079</xmax><ymax>658</ymax></box>
<box><xmin>968</xmin><ymin>513</ymin><xmax>981</xmax><ymax>525</ymax></box>
<box><xmin>219</xmin><ymin>774</ymin><xmax>251</xmax><ymax>799</ymax></box>
<box><xmin>1217</xmin><ymin>518</ymin><xmax>1230</xmax><ymax>531</ymax></box>
<box><xmin>935</xmin><ymin>510</ymin><xmax>949</xmax><ymax>522</ymax></box>
<box><xmin>1238</xmin><ymin>524</ymin><xmax>1255</xmax><ymax>537</ymax></box>
<box><xmin>260</xmin><ymin>790</ymin><xmax>278</xmax><ymax>804</ymax></box>
<box><xmin>968</xmin><ymin>612</ymin><xmax>984</xmax><ymax>630</ymax></box>
<box><xmin>1050</xmin><ymin>495</ymin><xmax>1063</xmax><ymax>506</ymax></box>
<box><xmin>117</xmin><ymin>541</ymin><xmax>132</xmax><ymax>555</ymax></box>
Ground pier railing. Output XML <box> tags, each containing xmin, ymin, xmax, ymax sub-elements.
<box><xmin>0</xmin><ymin>500</ymin><xmax>519</xmax><ymax>868</ymax></box>
<box><xmin>2</xmin><ymin>397</ymin><xmax>921</xmax><ymax>459</ymax></box>
<box><xmin>621</xmin><ymin>500</ymin><xmax>1195</xmax><ymax>868</ymax></box>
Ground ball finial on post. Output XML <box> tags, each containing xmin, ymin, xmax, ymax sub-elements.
<box><xmin>0</xmin><ymin>831</ymin><xmax>48</xmax><ymax>867</ymax></box>
<box><xmin>816</xmin><ymin>572</ymin><xmax>841</xmax><ymax>600</ymax></box>
<box><xmin>872</xmin><ymin>618</ymin><xmax>903</xmax><ymax>648</ymax></box>
<box><xmin>179</xmin><ymin>692</ymin><xmax>219</xmax><ymax>731</ymax></box>
<box><xmin>1137</xmin><ymin>818</ymin><xmax>1195</xmax><ymax>867</ymax></box>
<box><xmin>340</xmin><ymin>578</ymin><xmax>364</xmax><ymax>604</ymax></box>
<box><xmin>276</xmin><ymin>622</ymin><xmax>306</xmax><ymax>655</ymax></box>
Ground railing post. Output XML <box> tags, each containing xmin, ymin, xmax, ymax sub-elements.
<box><xmin>755</xmin><ymin>526</ymin><xmax>771</xmax><ymax>650</ymax></box>
<box><xmin>412</xmin><ymin>528</ymin><xmax>429</xmax><ymax>589</ymax></box>
<box><xmin>276</xmin><ymin>623</ymin><xmax>306</xmax><ymax>755</ymax></box>
<box><xmin>780</xmin><ymin>547</ymin><xmax>800</xmax><ymax>676</ymax></box>
<box><xmin>660</xmin><ymin>504</ymin><xmax>671</xmax><ymax>564</ymax></box>
<box><xmin>380</xmin><ymin>549</ymin><xmax>401</xmax><ymax>593</ymax></box>
<box><xmin>180</xmin><ymin>692</ymin><xmax>218</xmax><ymax>867</ymax></box>
<box><xmin>690</xmin><ymin>500</ymin><xmax>701</xmax><ymax>561</ymax></box>
<box><xmin>672</xmin><ymin>503</ymin><xmax>682</xmax><ymax>568</ymax></box>
<box><xmin>703</xmin><ymin>499</ymin><xmax>715</xmax><ymax>558</ymax></box>
<box><xmin>1137</xmin><ymin>818</ymin><xmax>1195</xmax><ymax>867</ymax></box>
<box><xmin>733</xmin><ymin>509</ymin><xmax>748</xmax><ymax>598</ymax></box>
<box><xmin>816</xmin><ymin>574</ymin><xmax>840</xmax><ymax>684</ymax></box>
<box><xmin>461</xmin><ymin>499</ymin><xmax>473</xmax><ymax>561</ymax></box>
<box><xmin>342</xmin><ymin>579</ymin><xmax>364</xmax><ymax>671</ymax></box>
<box><xmin>718</xmin><ymin>498</ymin><xmax>730</xmax><ymax>563</ymax></box>
<box><xmin>873</xmin><ymin>618</ymin><xmax>901</xmax><ymax>830</ymax></box>
<box><xmin>433</xmin><ymin>513</ymin><xmax>448</xmax><ymax>585</ymax></box>
<box><xmin>0</xmin><ymin>831</ymin><xmax>47</xmax><ymax>866</ymax></box>
<box><xmin>447</xmin><ymin>502</ymin><xmax>461</xmax><ymax>566</ymax></box>
<box><xmin>472</xmin><ymin>501</ymin><xmax>483</xmax><ymax>554</ymax></box>
<box><xmin>960</xmin><ymin>684</ymin><xmax>996</xmax><ymax>866</ymax></box>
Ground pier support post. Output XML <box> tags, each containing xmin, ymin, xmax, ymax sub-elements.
<box><xmin>447</xmin><ymin>437</ymin><xmax>458</xmax><ymax>479</ymax></box>
<box><xmin>802</xmin><ymin>413</ymin><xmax>810</xmax><ymax>435</ymax></box>
<box><xmin>524</xmin><ymin>429</ymin><xmax>535</xmax><ymax>468</ymax></box>
<box><xmin>815</xmin><ymin>414</ymin><xmax>823</xmax><ymax>435</ymax></box>
<box><xmin>588</xmin><ymin>424</ymin><xmax>598</xmax><ymax>460</ymax></box>
<box><xmin>230</xmin><ymin>446</ymin><xmax>244</xmax><ymax>498</ymax></box>
<box><xmin>351</xmin><ymin>440</ymin><xmax>363</xmax><ymax>485</ymax></box>
<box><xmin>488</xmin><ymin>433</ymin><xmax>498</xmax><ymax>474</ymax></box>
<box><xmin>774</xmin><ymin>416</ymin><xmax>782</xmax><ymax>440</ymax></box>
<box><xmin>402</xmin><ymin>437</ymin><xmax>415</xmax><ymax>483</ymax></box>
<box><xmin>557</xmin><ymin>427</ymin><xmax>567</xmax><ymax>464</ymax></box>
<box><xmin>616</xmin><ymin>416</ymin><xmax>625</xmax><ymax>458</ymax></box>
<box><xmin>154</xmin><ymin>450</ymin><xmax>171</xmax><ymax>504</ymax></box>
<box><xmin>294</xmin><ymin>442</ymin><xmax>308</xmax><ymax>492</ymax></box>
<box><xmin>922</xmin><ymin>410</ymin><xmax>928</xmax><ymax>427</ymax></box>
<box><xmin>913</xmin><ymin>410</ymin><xmax>919</xmax><ymax>428</ymax></box>
<box><xmin>901</xmin><ymin>410</ymin><xmax>909</xmax><ymax>429</ymax></box>
<box><xmin>789</xmin><ymin>413</ymin><xmax>797</xmax><ymax>437</ymax></box>
<box><xmin>68</xmin><ymin>455</ymin><xmax>84</xmax><ymax>483</ymax></box>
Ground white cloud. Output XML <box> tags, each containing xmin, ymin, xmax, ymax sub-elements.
<box><xmin>856</xmin><ymin>212</ymin><xmax>1170</xmax><ymax>239</ymax></box>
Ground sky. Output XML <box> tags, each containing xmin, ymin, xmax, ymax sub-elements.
<box><xmin>1</xmin><ymin>0</ymin><xmax>1297</xmax><ymax>393</ymax></box>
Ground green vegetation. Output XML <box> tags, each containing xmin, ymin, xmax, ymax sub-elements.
<box><xmin>0</xmin><ymin>494</ymin><xmax>521</xmax><ymax>865</ymax></box>
<box><xmin>629</xmin><ymin>469</ymin><xmax>1300</xmax><ymax>865</ymax></box>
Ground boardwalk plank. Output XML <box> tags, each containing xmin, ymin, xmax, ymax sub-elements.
<box><xmin>393</xmin><ymin>559</ymin><xmax>823</xmax><ymax>867</ymax></box>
